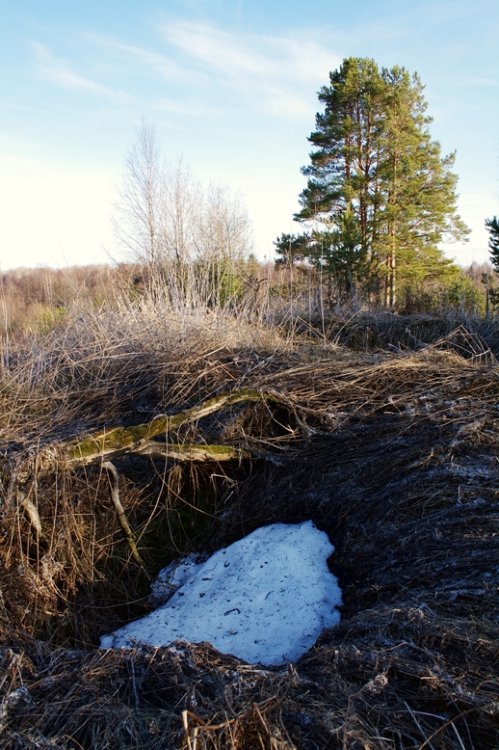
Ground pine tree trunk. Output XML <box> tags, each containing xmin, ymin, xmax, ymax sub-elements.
<box><xmin>388</xmin><ymin>244</ymin><xmax>396</xmax><ymax>309</ymax></box>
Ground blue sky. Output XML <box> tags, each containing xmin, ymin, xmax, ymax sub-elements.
<box><xmin>1</xmin><ymin>0</ymin><xmax>498</xmax><ymax>270</ymax></box>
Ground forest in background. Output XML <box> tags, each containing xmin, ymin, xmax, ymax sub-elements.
<box><xmin>3</xmin><ymin>56</ymin><xmax>499</xmax><ymax>340</ymax></box>
<box><xmin>0</xmin><ymin>255</ymin><xmax>496</xmax><ymax>346</ymax></box>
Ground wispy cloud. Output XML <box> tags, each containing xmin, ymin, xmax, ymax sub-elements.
<box><xmin>80</xmin><ymin>33</ymin><xmax>186</xmax><ymax>81</ymax></box>
<box><xmin>158</xmin><ymin>20</ymin><xmax>340</xmax><ymax>116</ymax></box>
<box><xmin>79</xmin><ymin>34</ymin><xmax>224</xmax><ymax>119</ymax></box>
<box><xmin>35</xmin><ymin>20</ymin><xmax>337</xmax><ymax>120</ymax></box>
<box><xmin>30</xmin><ymin>41</ymin><xmax>132</xmax><ymax>104</ymax></box>
<box><xmin>163</xmin><ymin>22</ymin><xmax>267</xmax><ymax>76</ymax></box>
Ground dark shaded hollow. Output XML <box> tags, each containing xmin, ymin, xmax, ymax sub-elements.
<box><xmin>27</xmin><ymin>405</ymin><xmax>497</xmax><ymax>651</ymax></box>
<box><xmin>2</xmin><ymin>396</ymin><xmax>498</xmax><ymax>749</ymax></box>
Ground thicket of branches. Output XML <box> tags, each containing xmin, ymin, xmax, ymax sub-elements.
<box><xmin>1</xmin><ymin>254</ymin><xmax>496</xmax><ymax>347</ymax></box>
<box><xmin>114</xmin><ymin>121</ymin><xmax>255</xmax><ymax>308</ymax></box>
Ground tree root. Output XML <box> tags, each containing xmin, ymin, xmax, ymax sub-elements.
<box><xmin>103</xmin><ymin>461</ymin><xmax>146</xmax><ymax>570</ymax></box>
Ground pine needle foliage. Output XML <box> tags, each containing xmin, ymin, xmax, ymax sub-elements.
<box><xmin>284</xmin><ymin>57</ymin><xmax>470</xmax><ymax>308</ymax></box>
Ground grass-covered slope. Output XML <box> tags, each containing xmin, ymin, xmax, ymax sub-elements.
<box><xmin>0</xmin><ymin>301</ymin><xmax>498</xmax><ymax>749</ymax></box>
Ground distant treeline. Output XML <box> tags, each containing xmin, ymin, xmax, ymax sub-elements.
<box><xmin>0</xmin><ymin>258</ymin><xmax>496</xmax><ymax>340</ymax></box>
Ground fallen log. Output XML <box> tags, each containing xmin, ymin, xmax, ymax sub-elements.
<box><xmin>9</xmin><ymin>389</ymin><xmax>292</xmax><ymax>555</ymax></box>
<box><xmin>58</xmin><ymin>388</ymin><xmax>287</xmax><ymax>468</ymax></box>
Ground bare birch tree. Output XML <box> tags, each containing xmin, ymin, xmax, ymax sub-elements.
<box><xmin>116</xmin><ymin>122</ymin><xmax>253</xmax><ymax>306</ymax></box>
<box><xmin>197</xmin><ymin>185</ymin><xmax>251</xmax><ymax>263</ymax></box>
<box><xmin>162</xmin><ymin>158</ymin><xmax>198</xmax><ymax>301</ymax></box>
<box><xmin>114</xmin><ymin>120</ymin><xmax>166</xmax><ymax>270</ymax></box>
<box><xmin>194</xmin><ymin>185</ymin><xmax>252</xmax><ymax>307</ymax></box>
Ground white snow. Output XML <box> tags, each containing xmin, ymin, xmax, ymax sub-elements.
<box><xmin>100</xmin><ymin>520</ymin><xmax>342</xmax><ymax>666</ymax></box>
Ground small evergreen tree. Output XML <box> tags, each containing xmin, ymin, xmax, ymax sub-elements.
<box><xmin>275</xmin><ymin>208</ymin><xmax>373</xmax><ymax>302</ymax></box>
<box><xmin>486</xmin><ymin>216</ymin><xmax>499</xmax><ymax>274</ymax></box>
<box><xmin>485</xmin><ymin>216</ymin><xmax>499</xmax><ymax>312</ymax></box>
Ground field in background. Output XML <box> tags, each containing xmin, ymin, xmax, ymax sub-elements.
<box><xmin>0</xmin><ymin>264</ymin><xmax>498</xmax><ymax>749</ymax></box>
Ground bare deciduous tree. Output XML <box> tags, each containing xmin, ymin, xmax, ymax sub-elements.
<box><xmin>196</xmin><ymin>185</ymin><xmax>250</xmax><ymax>262</ymax></box>
<box><xmin>115</xmin><ymin>120</ymin><xmax>166</xmax><ymax>270</ymax></box>
<box><xmin>116</xmin><ymin>122</ymin><xmax>253</xmax><ymax>306</ymax></box>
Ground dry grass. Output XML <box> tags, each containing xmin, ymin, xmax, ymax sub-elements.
<box><xmin>0</xmin><ymin>292</ymin><xmax>498</xmax><ymax>749</ymax></box>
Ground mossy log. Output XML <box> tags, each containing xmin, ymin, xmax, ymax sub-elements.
<box><xmin>9</xmin><ymin>389</ymin><xmax>291</xmax><ymax>571</ymax></box>
<box><xmin>131</xmin><ymin>442</ymin><xmax>252</xmax><ymax>463</ymax></box>
<box><xmin>58</xmin><ymin>388</ymin><xmax>288</xmax><ymax>468</ymax></box>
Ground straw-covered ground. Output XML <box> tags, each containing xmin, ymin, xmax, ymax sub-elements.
<box><xmin>0</xmin><ymin>302</ymin><xmax>498</xmax><ymax>749</ymax></box>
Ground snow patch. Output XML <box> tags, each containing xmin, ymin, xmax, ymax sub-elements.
<box><xmin>100</xmin><ymin>520</ymin><xmax>342</xmax><ymax>666</ymax></box>
<box><xmin>149</xmin><ymin>553</ymin><xmax>207</xmax><ymax>606</ymax></box>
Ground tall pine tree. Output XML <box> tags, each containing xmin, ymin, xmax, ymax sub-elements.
<box><xmin>291</xmin><ymin>57</ymin><xmax>469</xmax><ymax>308</ymax></box>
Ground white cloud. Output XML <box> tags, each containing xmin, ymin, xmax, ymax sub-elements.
<box><xmin>162</xmin><ymin>21</ymin><xmax>267</xmax><ymax>76</ymax></box>
<box><xmin>30</xmin><ymin>41</ymin><xmax>132</xmax><ymax>104</ymax></box>
<box><xmin>158</xmin><ymin>20</ymin><xmax>340</xmax><ymax>117</ymax></box>
<box><xmin>69</xmin><ymin>21</ymin><xmax>338</xmax><ymax>120</ymax></box>
<box><xmin>80</xmin><ymin>33</ymin><xmax>186</xmax><ymax>82</ymax></box>
<box><xmin>262</xmin><ymin>35</ymin><xmax>338</xmax><ymax>84</ymax></box>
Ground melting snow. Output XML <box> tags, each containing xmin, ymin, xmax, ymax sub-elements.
<box><xmin>100</xmin><ymin>520</ymin><xmax>342</xmax><ymax>666</ymax></box>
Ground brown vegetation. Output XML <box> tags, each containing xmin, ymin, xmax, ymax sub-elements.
<box><xmin>0</xmin><ymin>278</ymin><xmax>498</xmax><ymax>749</ymax></box>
